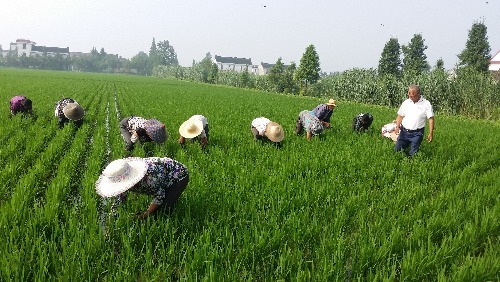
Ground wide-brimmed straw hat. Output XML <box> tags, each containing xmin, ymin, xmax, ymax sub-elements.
<box><xmin>144</xmin><ymin>119</ymin><xmax>168</xmax><ymax>143</ymax></box>
<box><xmin>63</xmin><ymin>103</ymin><xmax>85</xmax><ymax>121</ymax></box>
<box><xmin>265</xmin><ymin>122</ymin><xmax>284</xmax><ymax>143</ymax></box>
<box><xmin>179</xmin><ymin>118</ymin><xmax>204</xmax><ymax>139</ymax></box>
<box><xmin>95</xmin><ymin>157</ymin><xmax>148</xmax><ymax>198</ymax></box>
<box><xmin>326</xmin><ymin>99</ymin><xmax>337</xmax><ymax>107</ymax></box>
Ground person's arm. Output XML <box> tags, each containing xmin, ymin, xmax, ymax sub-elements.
<box><xmin>306</xmin><ymin>131</ymin><xmax>312</xmax><ymax>141</ymax></box>
<box><xmin>138</xmin><ymin>203</ymin><xmax>160</xmax><ymax>219</ymax></box>
<box><xmin>394</xmin><ymin>115</ymin><xmax>403</xmax><ymax>134</ymax></box>
<box><xmin>427</xmin><ymin>117</ymin><xmax>434</xmax><ymax>143</ymax></box>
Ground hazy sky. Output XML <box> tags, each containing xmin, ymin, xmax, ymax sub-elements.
<box><xmin>1</xmin><ymin>0</ymin><xmax>499</xmax><ymax>73</ymax></box>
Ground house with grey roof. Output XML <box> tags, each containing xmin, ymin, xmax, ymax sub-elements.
<box><xmin>489</xmin><ymin>50</ymin><xmax>500</xmax><ymax>71</ymax></box>
<box><xmin>213</xmin><ymin>55</ymin><xmax>252</xmax><ymax>72</ymax></box>
<box><xmin>8</xmin><ymin>39</ymin><xmax>70</xmax><ymax>58</ymax></box>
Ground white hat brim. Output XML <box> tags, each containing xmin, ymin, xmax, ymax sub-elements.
<box><xmin>95</xmin><ymin>158</ymin><xmax>148</xmax><ymax>197</ymax></box>
<box><xmin>179</xmin><ymin>119</ymin><xmax>203</xmax><ymax>139</ymax></box>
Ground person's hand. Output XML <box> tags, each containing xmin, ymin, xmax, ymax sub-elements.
<box><xmin>178</xmin><ymin>136</ymin><xmax>186</xmax><ymax>146</ymax></box>
<box><xmin>201</xmin><ymin>137</ymin><xmax>208</xmax><ymax>147</ymax></box>
<box><xmin>427</xmin><ymin>133</ymin><xmax>433</xmax><ymax>143</ymax></box>
<box><xmin>323</xmin><ymin>122</ymin><xmax>330</xmax><ymax>128</ymax></box>
<box><xmin>395</xmin><ymin>127</ymin><xmax>400</xmax><ymax>135</ymax></box>
<box><xmin>136</xmin><ymin>211</ymin><xmax>149</xmax><ymax>220</ymax></box>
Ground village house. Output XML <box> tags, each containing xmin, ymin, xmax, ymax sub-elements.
<box><xmin>213</xmin><ymin>55</ymin><xmax>252</xmax><ymax>73</ymax></box>
<box><xmin>6</xmin><ymin>39</ymin><xmax>70</xmax><ymax>58</ymax></box>
<box><xmin>489</xmin><ymin>50</ymin><xmax>500</xmax><ymax>71</ymax></box>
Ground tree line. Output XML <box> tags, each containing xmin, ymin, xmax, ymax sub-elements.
<box><xmin>1</xmin><ymin>22</ymin><xmax>497</xmax><ymax>119</ymax></box>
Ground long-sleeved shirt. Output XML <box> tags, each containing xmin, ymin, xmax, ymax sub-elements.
<box><xmin>126</xmin><ymin>116</ymin><xmax>152</xmax><ymax>143</ymax></box>
<box><xmin>109</xmin><ymin>157</ymin><xmax>189</xmax><ymax>215</ymax></box>
<box><xmin>251</xmin><ymin>117</ymin><xmax>271</xmax><ymax>136</ymax></box>
<box><xmin>188</xmin><ymin>115</ymin><xmax>208</xmax><ymax>138</ymax></box>
<box><xmin>298</xmin><ymin>110</ymin><xmax>323</xmax><ymax>135</ymax></box>
<box><xmin>54</xmin><ymin>98</ymin><xmax>77</xmax><ymax>118</ymax></box>
<box><xmin>10</xmin><ymin>96</ymin><xmax>27</xmax><ymax>112</ymax></box>
<box><xmin>311</xmin><ymin>104</ymin><xmax>333</xmax><ymax>123</ymax></box>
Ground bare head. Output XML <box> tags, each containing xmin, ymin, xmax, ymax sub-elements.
<box><xmin>408</xmin><ymin>84</ymin><xmax>421</xmax><ymax>103</ymax></box>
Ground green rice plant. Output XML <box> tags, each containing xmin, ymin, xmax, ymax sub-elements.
<box><xmin>0</xmin><ymin>68</ymin><xmax>498</xmax><ymax>281</ymax></box>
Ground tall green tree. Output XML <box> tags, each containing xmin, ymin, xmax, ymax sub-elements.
<box><xmin>434</xmin><ymin>58</ymin><xmax>445</xmax><ymax>71</ymax></box>
<box><xmin>295</xmin><ymin>44</ymin><xmax>321</xmax><ymax>93</ymax></box>
<box><xmin>458</xmin><ymin>21</ymin><xmax>491</xmax><ymax>73</ymax></box>
<box><xmin>283</xmin><ymin>62</ymin><xmax>298</xmax><ymax>94</ymax></box>
<box><xmin>378</xmin><ymin>37</ymin><xmax>401</xmax><ymax>77</ymax></box>
<box><xmin>148</xmin><ymin>38</ymin><xmax>159</xmax><ymax>73</ymax></box>
<box><xmin>129</xmin><ymin>51</ymin><xmax>150</xmax><ymax>75</ymax></box>
<box><xmin>156</xmin><ymin>40</ymin><xmax>178</xmax><ymax>66</ymax></box>
<box><xmin>402</xmin><ymin>34</ymin><xmax>429</xmax><ymax>75</ymax></box>
<box><xmin>197</xmin><ymin>52</ymin><xmax>217</xmax><ymax>83</ymax></box>
<box><xmin>268</xmin><ymin>57</ymin><xmax>286</xmax><ymax>92</ymax></box>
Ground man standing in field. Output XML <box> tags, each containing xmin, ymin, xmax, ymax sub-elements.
<box><xmin>394</xmin><ymin>85</ymin><xmax>434</xmax><ymax>157</ymax></box>
<box><xmin>312</xmin><ymin>98</ymin><xmax>336</xmax><ymax>128</ymax></box>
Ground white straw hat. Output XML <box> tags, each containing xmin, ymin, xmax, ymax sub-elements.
<box><xmin>95</xmin><ymin>157</ymin><xmax>148</xmax><ymax>198</ymax></box>
<box><xmin>63</xmin><ymin>103</ymin><xmax>85</xmax><ymax>120</ymax></box>
<box><xmin>179</xmin><ymin>118</ymin><xmax>204</xmax><ymax>139</ymax></box>
<box><xmin>265</xmin><ymin>122</ymin><xmax>284</xmax><ymax>143</ymax></box>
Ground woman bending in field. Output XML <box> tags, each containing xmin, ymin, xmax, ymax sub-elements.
<box><xmin>10</xmin><ymin>95</ymin><xmax>33</xmax><ymax>116</ymax></box>
<box><xmin>96</xmin><ymin>157</ymin><xmax>189</xmax><ymax>220</ymax></box>
<box><xmin>55</xmin><ymin>98</ymin><xmax>84</xmax><ymax>128</ymax></box>
<box><xmin>295</xmin><ymin>110</ymin><xmax>324</xmax><ymax>141</ymax></box>
<box><xmin>251</xmin><ymin>117</ymin><xmax>284</xmax><ymax>145</ymax></box>
<box><xmin>119</xmin><ymin>116</ymin><xmax>168</xmax><ymax>152</ymax></box>
<box><xmin>178</xmin><ymin>114</ymin><xmax>209</xmax><ymax>149</ymax></box>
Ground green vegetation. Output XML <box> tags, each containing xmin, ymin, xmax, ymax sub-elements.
<box><xmin>0</xmin><ymin>68</ymin><xmax>499</xmax><ymax>280</ymax></box>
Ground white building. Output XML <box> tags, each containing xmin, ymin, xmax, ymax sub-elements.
<box><xmin>8</xmin><ymin>39</ymin><xmax>70</xmax><ymax>58</ymax></box>
<box><xmin>489</xmin><ymin>50</ymin><xmax>500</xmax><ymax>71</ymax></box>
<box><xmin>213</xmin><ymin>55</ymin><xmax>252</xmax><ymax>72</ymax></box>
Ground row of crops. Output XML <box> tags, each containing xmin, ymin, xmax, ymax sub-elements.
<box><xmin>0</xmin><ymin>68</ymin><xmax>499</xmax><ymax>280</ymax></box>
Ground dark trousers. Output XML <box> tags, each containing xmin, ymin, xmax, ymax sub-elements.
<box><xmin>295</xmin><ymin>117</ymin><xmax>303</xmax><ymax>135</ymax></box>
<box><xmin>251</xmin><ymin>125</ymin><xmax>263</xmax><ymax>140</ymax></box>
<box><xmin>160</xmin><ymin>175</ymin><xmax>190</xmax><ymax>214</ymax></box>
<box><xmin>58</xmin><ymin>117</ymin><xmax>83</xmax><ymax>129</ymax></box>
<box><xmin>119</xmin><ymin>117</ymin><xmax>134</xmax><ymax>150</ymax></box>
<box><xmin>394</xmin><ymin>127</ymin><xmax>424</xmax><ymax>156</ymax></box>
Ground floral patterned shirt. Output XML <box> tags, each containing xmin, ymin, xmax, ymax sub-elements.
<box><xmin>126</xmin><ymin>116</ymin><xmax>148</xmax><ymax>143</ymax></box>
<box><xmin>54</xmin><ymin>98</ymin><xmax>77</xmax><ymax>118</ymax></box>
<box><xmin>299</xmin><ymin>110</ymin><xmax>324</xmax><ymax>135</ymax></box>
<box><xmin>109</xmin><ymin>157</ymin><xmax>189</xmax><ymax>214</ymax></box>
<box><xmin>312</xmin><ymin>104</ymin><xmax>333</xmax><ymax>123</ymax></box>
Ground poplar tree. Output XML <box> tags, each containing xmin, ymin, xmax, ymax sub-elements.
<box><xmin>458</xmin><ymin>21</ymin><xmax>491</xmax><ymax>73</ymax></box>
<box><xmin>295</xmin><ymin>44</ymin><xmax>321</xmax><ymax>92</ymax></box>
<box><xmin>402</xmin><ymin>34</ymin><xmax>430</xmax><ymax>75</ymax></box>
<box><xmin>378</xmin><ymin>37</ymin><xmax>401</xmax><ymax>77</ymax></box>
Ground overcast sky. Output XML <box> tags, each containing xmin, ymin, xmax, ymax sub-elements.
<box><xmin>1</xmin><ymin>0</ymin><xmax>499</xmax><ymax>73</ymax></box>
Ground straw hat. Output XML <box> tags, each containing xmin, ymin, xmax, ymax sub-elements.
<box><xmin>265</xmin><ymin>122</ymin><xmax>284</xmax><ymax>143</ymax></box>
<box><xmin>95</xmin><ymin>157</ymin><xmax>148</xmax><ymax>198</ymax></box>
<box><xmin>326</xmin><ymin>99</ymin><xmax>337</xmax><ymax>107</ymax></box>
<box><xmin>179</xmin><ymin>118</ymin><xmax>204</xmax><ymax>139</ymax></box>
<box><xmin>144</xmin><ymin>119</ymin><xmax>168</xmax><ymax>143</ymax></box>
<box><xmin>63</xmin><ymin>103</ymin><xmax>84</xmax><ymax>121</ymax></box>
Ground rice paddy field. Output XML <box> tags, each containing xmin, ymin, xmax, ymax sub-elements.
<box><xmin>0</xmin><ymin>68</ymin><xmax>499</xmax><ymax>281</ymax></box>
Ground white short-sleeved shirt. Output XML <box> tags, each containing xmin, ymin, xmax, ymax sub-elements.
<box><xmin>189</xmin><ymin>115</ymin><xmax>208</xmax><ymax>138</ymax></box>
<box><xmin>251</xmin><ymin>117</ymin><xmax>271</xmax><ymax>136</ymax></box>
<box><xmin>397</xmin><ymin>97</ymin><xmax>434</xmax><ymax>130</ymax></box>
